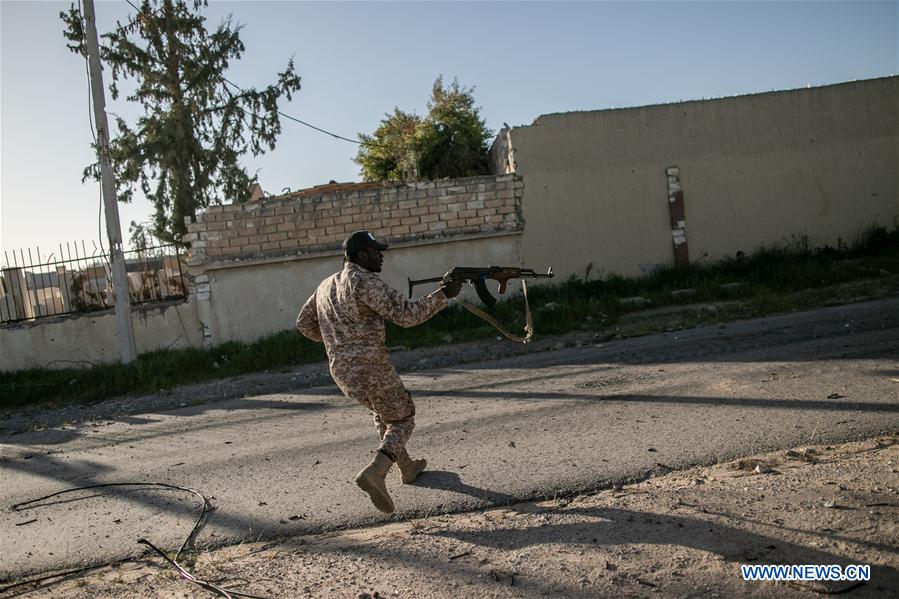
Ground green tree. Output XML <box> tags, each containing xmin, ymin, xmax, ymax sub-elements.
<box><xmin>416</xmin><ymin>76</ymin><xmax>493</xmax><ymax>180</ymax></box>
<box><xmin>355</xmin><ymin>76</ymin><xmax>492</xmax><ymax>182</ymax></box>
<box><xmin>356</xmin><ymin>108</ymin><xmax>423</xmax><ymax>182</ymax></box>
<box><xmin>61</xmin><ymin>0</ymin><xmax>301</xmax><ymax>244</ymax></box>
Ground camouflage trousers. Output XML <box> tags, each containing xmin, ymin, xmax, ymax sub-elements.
<box><xmin>355</xmin><ymin>391</ymin><xmax>414</xmax><ymax>460</ymax></box>
<box><xmin>373</xmin><ymin>408</ymin><xmax>415</xmax><ymax>461</ymax></box>
<box><xmin>331</xmin><ymin>358</ymin><xmax>416</xmax><ymax>461</ymax></box>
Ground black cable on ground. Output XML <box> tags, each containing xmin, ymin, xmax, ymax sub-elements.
<box><xmin>11</xmin><ymin>481</ymin><xmax>213</xmax><ymax>560</ymax></box>
<box><xmin>2</xmin><ymin>482</ymin><xmax>273</xmax><ymax>598</ymax></box>
<box><xmin>137</xmin><ymin>538</ymin><xmax>234</xmax><ymax>598</ymax></box>
<box><xmin>138</xmin><ymin>539</ymin><xmax>272</xmax><ymax>599</ymax></box>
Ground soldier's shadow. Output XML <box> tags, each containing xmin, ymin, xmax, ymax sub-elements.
<box><xmin>412</xmin><ymin>470</ymin><xmax>517</xmax><ymax>505</ymax></box>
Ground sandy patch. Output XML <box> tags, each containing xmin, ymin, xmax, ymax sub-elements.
<box><xmin>5</xmin><ymin>436</ymin><xmax>897</xmax><ymax>598</ymax></box>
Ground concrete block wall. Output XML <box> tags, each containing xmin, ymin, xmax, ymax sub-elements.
<box><xmin>173</xmin><ymin>172</ymin><xmax>526</xmax><ymax>349</ymax></box>
<box><xmin>182</xmin><ymin>174</ymin><xmax>523</xmax><ymax>264</ymax></box>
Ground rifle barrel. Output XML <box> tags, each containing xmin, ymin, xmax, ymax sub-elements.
<box><xmin>518</xmin><ymin>270</ymin><xmax>554</xmax><ymax>278</ymax></box>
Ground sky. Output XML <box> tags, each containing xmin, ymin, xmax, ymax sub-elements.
<box><xmin>1</xmin><ymin>0</ymin><xmax>897</xmax><ymax>259</ymax></box>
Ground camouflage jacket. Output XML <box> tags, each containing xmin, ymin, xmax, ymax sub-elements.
<box><xmin>297</xmin><ymin>262</ymin><xmax>447</xmax><ymax>403</ymax></box>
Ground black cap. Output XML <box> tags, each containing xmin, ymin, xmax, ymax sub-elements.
<box><xmin>343</xmin><ymin>230</ymin><xmax>389</xmax><ymax>256</ymax></box>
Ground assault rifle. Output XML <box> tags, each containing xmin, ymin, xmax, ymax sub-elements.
<box><xmin>408</xmin><ymin>266</ymin><xmax>554</xmax><ymax>308</ymax></box>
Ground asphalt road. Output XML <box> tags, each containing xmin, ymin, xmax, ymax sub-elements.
<box><xmin>2</xmin><ymin>297</ymin><xmax>897</xmax><ymax>580</ymax></box>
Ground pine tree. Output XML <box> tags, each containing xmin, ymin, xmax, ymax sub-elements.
<box><xmin>62</xmin><ymin>0</ymin><xmax>301</xmax><ymax>244</ymax></box>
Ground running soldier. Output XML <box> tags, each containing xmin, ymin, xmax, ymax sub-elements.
<box><xmin>296</xmin><ymin>230</ymin><xmax>462</xmax><ymax>513</ymax></box>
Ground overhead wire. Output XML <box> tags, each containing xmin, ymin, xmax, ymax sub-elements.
<box><xmin>120</xmin><ymin>0</ymin><xmax>404</xmax><ymax>151</ymax></box>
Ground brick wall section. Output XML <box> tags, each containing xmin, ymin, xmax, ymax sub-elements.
<box><xmin>183</xmin><ymin>173</ymin><xmax>523</xmax><ymax>264</ymax></box>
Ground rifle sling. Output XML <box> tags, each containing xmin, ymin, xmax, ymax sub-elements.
<box><xmin>453</xmin><ymin>280</ymin><xmax>534</xmax><ymax>344</ymax></box>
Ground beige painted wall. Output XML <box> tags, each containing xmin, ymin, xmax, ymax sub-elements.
<box><xmin>0</xmin><ymin>232</ymin><xmax>521</xmax><ymax>370</ymax></box>
<box><xmin>2</xmin><ymin>172</ymin><xmax>525</xmax><ymax>372</ymax></box>
<box><xmin>200</xmin><ymin>232</ymin><xmax>522</xmax><ymax>344</ymax></box>
<box><xmin>507</xmin><ymin>76</ymin><xmax>899</xmax><ymax>279</ymax></box>
<box><xmin>0</xmin><ymin>300</ymin><xmax>203</xmax><ymax>372</ymax></box>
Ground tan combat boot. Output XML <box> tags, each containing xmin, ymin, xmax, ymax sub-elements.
<box><xmin>354</xmin><ymin>452</ymin><xmax>395</xmax><ymax>513</ymax></box>
<box><xmin>396</xmin><ymin>449</ymin><xmax>427</xmax><ymax>484</ymax></box>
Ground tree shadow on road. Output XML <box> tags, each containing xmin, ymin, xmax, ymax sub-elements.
<box><xmin>0</xmin><ymin>395</ymin><xmax>341</xmax><ymax>447</ymax></box>
<box><xmin>422</xmin><ymin>388</ymin><xmax>899</xmax><ymax>414</ymax></box>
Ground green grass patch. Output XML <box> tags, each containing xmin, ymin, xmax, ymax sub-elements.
<box><xmin>0</xmin><ymin>332</ymin><xmax>326</xmax><ymax>411</ymax></box>
<box><xmin>2</xmin><ymin>227</ymin><xmax>897</xmax><ymax>410</ymax></box>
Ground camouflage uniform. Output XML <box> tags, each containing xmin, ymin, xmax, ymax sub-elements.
<box><xmin>297</xmin><ymin>261</ymin><xmax>448</xmax><ymax>459</ymax></box>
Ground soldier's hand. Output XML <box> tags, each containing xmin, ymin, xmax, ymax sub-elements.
<box><xmin>441</xmin><ymin>279</ymin><xmax>463</xmax><ymax>299</ymax></box>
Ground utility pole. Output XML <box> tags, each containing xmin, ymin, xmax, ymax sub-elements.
<box><xmin>82</xmin><ymin>0</ymin><xmax>137</xmax><ymax>364</ymax></box>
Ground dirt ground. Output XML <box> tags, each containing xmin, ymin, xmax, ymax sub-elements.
<box><xmin>6</xmin><ymin>436</ymin><xmax>897</xmax><ymax>599</ymax></box>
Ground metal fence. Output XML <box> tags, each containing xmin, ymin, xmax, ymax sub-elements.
<box><xmin>1</xmin><ymin>242</ymin><xmax>187</xmax><ymax>324</ymax></box>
